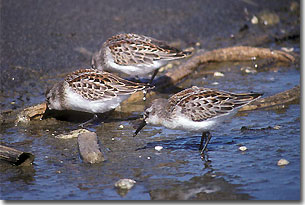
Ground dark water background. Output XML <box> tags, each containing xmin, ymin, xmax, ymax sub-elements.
<box><xmin>0</xmin><ymin>0</ymin><xmax>300</xmax><ymax>200</ymax></box>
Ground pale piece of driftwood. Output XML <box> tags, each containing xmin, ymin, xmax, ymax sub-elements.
<box><xmin>16</xmin><ymin>103</ymin><xmax>47</xmax><ymax>124</ymax></box>
<box><xmin>78</xmin><ymin>131</ymin><xmax>105</xmax><ymax>164</ymax></box>
<box><xmin>55</xmin><ymin>128</ymin><xmax>91</xmax><ymax>139</ymax></box>
<box><xmin>240</xmin><ymin>85</ymin><xmax>300</xmax><ymax>111</ymax></box>
<box><xmin>0</xmin><ymin>145</ymin><xmax>34</xmax><ymax>166</ymax></box>
<box><xmin>161</xmin><ymin>46</ymin><xmax>295</xmax><ymax>87</ymax></box>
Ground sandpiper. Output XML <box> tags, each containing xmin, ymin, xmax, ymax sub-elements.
<box><xmin>133</xmin><ymin>86</ymin><xmax>262</xmax><ymax>154</ymax></box>
<box><xmin>91</xmin><ymin>33</ymin><xmax>191</xmax><ymax>84</ymax></box>
<box><xmin>46</xmin><ymin>69</ymin><xmax>153</xmax><ymax>125</ymax></box>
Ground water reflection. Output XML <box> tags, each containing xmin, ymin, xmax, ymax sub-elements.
<box><xmin>1</xmin><ymin>162</ymin><xmax>36</xmax><ymax>185</ymax></box>
<box><xmin>148</xmin><ymin>173</ymin><xmax>251</xmax><ymax>200</ymax></box>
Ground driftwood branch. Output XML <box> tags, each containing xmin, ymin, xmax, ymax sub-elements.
<box><xmin>78</xmin><ymin>131</ymin><xmax>105</xmax><ymax>164</ymax></box>
<box><xmin>157</xmin><ymin>46</ymin><xmax>295</xmax><ymax>89</ymax></box>
<box><xmin>240</xmin><ymin>85</ymin><xmax>300</xmax><ymax>111</ymax></box>
<box><xmin>0</xmin><ymin>145</ymin><xmax>34</xmax><ymax>166</ymax></box>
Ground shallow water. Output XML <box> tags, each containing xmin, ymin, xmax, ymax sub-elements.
<box><xmin>0</xmin><ymin>0</ymin><xmax>300</xmax><ymax>200</ymax></box>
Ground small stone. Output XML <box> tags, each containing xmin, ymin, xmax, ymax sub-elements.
<box><xmin>195</xmin><ymin>42</ymin><xmax>201</xmax><ymax>47</ymax></box>
<box><xmin>241</xmin><ymin>67</ymin><xmax>257</xmax><ymax>74</ymax></box>
<box><xmin>273</xmin><ymin>125</ymin><xmax>281</xmax><ymax>130</ymax></box>
<box><xmin>239</xmin><ymin>146</ymin><xmax>247</xmax><ymax>151</ymax></box>
<box><xmin>111</xmin><ymin>137</ymin><xmax>115</xmax><ymax>141</ymax></box>
<box><xmin>251</xmin><ymin>16</ymin><xmax>258</xmax><ymax>24</ymax></box>
<box><xmin>115</xmin><ymin>179</ymin><xmax>136</xmax><ymax>190</ymax></box>
<box><xmin>212</xmin><ymin>82</ymin><xmax>219</xmax><ymax>85</ymax></box>
<box><xmin>213</xmin><ymin>71</ymin><xmax>224</xmax><ymax>77</ymax></box>
<box><xmin>277</xmin><ymin>159</ymin><xmax>289</xmax><ymax>166</ymax></box>
<box><xmin>154</xmin><ymin>146</ymin><xmax>163</xmax><ymax>151</ymax></box>
<box><xmin>119</xmin><ymin>125</ymin><xmax>124</xmax><ymax>129</ymax></box>
<box><xmin>147</xmin><ymin>156</ymin><xmax>151</xmax><ymax>160</ymax></box>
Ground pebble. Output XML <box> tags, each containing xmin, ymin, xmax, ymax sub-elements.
<box><xmin>119</xmin><ymin>125</ymin><xmax>124</xmax><ymax>129</ymax></box>
<box><xmin>241</xmin><ymin>67</ymin><xmax>257</xmax><ymax>74</ymax></box>
<box><xmin>115</xmin><ymin>179</ymin><xmax>136</xmax><ymax>190</ymax></box>
<box><xmin>273</xmin><ymin>125</ymin><xmax>281</xmax><ymax>130</ymax></box>
<box><xmin>239</xmin><ymin>146</ymin><xmax>248</xmax><ymax>151</ymax></box>
<box><xmin>251</xmin><ymin>16</ymin><xmax>258</xmax><ymax>24</ymax></box>
<box><xmin>277</xmin><ymin>159</ymin><xmax>289</xmax><ymax>166</ymax></box>
<box><xmin>212</xmin><ymin>82</ymin><xmax>219</xmax><ymax>85</ymax></box>
<box><xmin>154</xmin><ymin>146</ymin><xmax>163</xmax><ymax>151</ymax></box>
<box><xmin>213</xmin><ymin>71</ymin><xmax>224</xmax><ymax>77</ymax></box>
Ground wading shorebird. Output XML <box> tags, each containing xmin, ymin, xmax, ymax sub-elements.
<box><xmin>133</xmin><ymin>86</ymin><xmax>262</xmax><ymax>154</ymax></box>
<box><xmin>91</xmin><ymin>33</ymin><xmax>191</xmax><ymax>84</ymax></box>
<box><xmin>46</xmin><ymin>69</ymin><xmax>153</xmax><ymax>126</ymax></box>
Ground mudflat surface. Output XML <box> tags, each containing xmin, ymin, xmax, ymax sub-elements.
<box><xmin>0</xmin><ymin>0</ymin><xmax>300</xmax><ymax>200</ymax></box>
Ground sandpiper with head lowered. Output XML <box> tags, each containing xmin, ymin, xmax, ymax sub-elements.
<box><xmin>46</xmin><ymin>69</ymin><xmax>153</xmax><ymax>126</ymax></box>
<box><xmin>133</xmin><ymin>86</ymin><xmax>262</xmax><ymax>154</ymax></box>
<box><xmin>91</xmin><ymin>33</ymin><xmax>191</xmax><ymax>84</ymax></box>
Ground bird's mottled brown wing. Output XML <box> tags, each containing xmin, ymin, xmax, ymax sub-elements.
<box><xmin>169</xmin><ymin>86</ymin><xmax>262</xmax><ymax>122</ymax></box>
<box><xmin>66</xmin><ymin>69</ymin><xmax>151</xmax><ymax>100</ymax></box>
<box><xmin>105</xmin><ymin>33</ymin><xmax>191</xmax><ymax>66</ymax></box>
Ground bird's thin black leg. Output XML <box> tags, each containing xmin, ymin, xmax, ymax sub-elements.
<box><xmin>79</xmin><ymin>114</ymin><xmax>98</xmax><ymax>128</ymax></box>
<box><xmin>199</xmin><ymin>132</ymin><xmax>206</xmax><ymax>151</ymax></box>
<box><xmin>149</xmin><ymin>69</ymin><xmax>159</xmax><ymax>84</ymax></box>
<box><xmin>200</xmin><ymin>131</ymin><xmax>212</xmax><ymax>154</ymax></box>
<box><xmin>142</xmin><ymin>69</ymin><xmax>159</xmax><ymax>101</ymax></box>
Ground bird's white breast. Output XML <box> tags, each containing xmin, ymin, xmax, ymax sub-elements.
<box><xmin>65</xmin><ymin>87</ymin><xmax>129</xmax><ymax>113</ymax></box>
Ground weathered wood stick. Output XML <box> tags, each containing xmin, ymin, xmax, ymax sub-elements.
<box><xmin>0</xmin><ymin>145</ymin><xmax>34</xmax><ymax>166</ymax></box>
<box><xmin>240</xmin><ymin>85</ymin><xmax>300</xmax><ymax>111</ymax></box>
<box><xmin>158</xmin><ymin>46</ymin><xmax>295</xmax><ymax>88</ymax></box>
<box><xmin>77</xmin><ymin>131</ymin><xmax>105</xmax><ymax>164</ymax></box>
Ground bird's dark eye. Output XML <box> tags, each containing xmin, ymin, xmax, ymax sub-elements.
<box><xmin>144</xmin><ymin>111</ymin><xmax>149</xmax><ymax>118</ymax></box>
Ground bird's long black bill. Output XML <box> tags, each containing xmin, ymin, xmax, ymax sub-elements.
<box><xmin>133</xmin><ymin>120</ymin><xmax>147</xmax><ymax>137</ymax></box>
